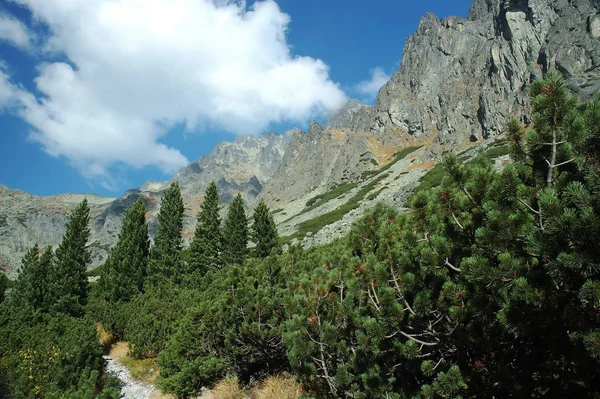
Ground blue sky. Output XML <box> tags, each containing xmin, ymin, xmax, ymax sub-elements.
<box><xmin>0</xmin><ymin>0</ymin><xmax>472</xmax><ymax>197</ymax></box>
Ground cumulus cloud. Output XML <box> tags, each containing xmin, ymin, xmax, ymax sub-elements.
<box><xmin>355</xmin><ymin>67</ymin><xmax>391</xmax><ymax>100</ymax></box>
<box><xmin>2</xmin><ymin>0</ymin><xmax>347</xmax><ymax>187</ymax></box>
<box><xmin>0</xmin><ymin>12</ymin><xmax>33</xmax><ymax>50</ymax></box>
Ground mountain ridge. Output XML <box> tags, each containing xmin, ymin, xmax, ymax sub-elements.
<box><xmin>2</xmin><ymin>0</ymin><xmax>599</xmax><ymax>275</ymax></box>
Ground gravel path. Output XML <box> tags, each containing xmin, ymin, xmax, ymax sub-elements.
<box><xmin>103</xmin><ymin>355</ymin><xmax>157</xmax><ymax>399</ymax></box>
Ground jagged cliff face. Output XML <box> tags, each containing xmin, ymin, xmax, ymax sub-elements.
<box><xmin>364</xmin><ymin>0</ymin><xmax>600</xmax><ymax>149</ymax></box>
<box><xmin>0</xmin><ymin>187</ymin><xmax>118</xmax><ymax>276</ymax></box>
<box><xmin>1</xmin><ymin>0</ymin><xmax>599</xmax><ymax>275</ymax></box>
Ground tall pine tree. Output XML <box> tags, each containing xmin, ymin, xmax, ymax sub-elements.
<box><xmin>251</xmin><ymin>199</ymin><xmax>279</xmax><ymax>258</ymax></box>
<box><xmin>222</xmin><ymin>193</ymin><xmax>248</xmax><ymax>266</ymax></box>
<box><xmin>49</xmin><ymin>199</ymin><xmax>91</xmax><ymax>317</ymax></box>
<box><xmin>13</xmin><ymin>245</ymin><xmax>53</xmax><ymax>312</ymax></box>
<box><xmin>101</xmin><ymin>197</ymin><xmax>150</xmax><ymax>302</ymax></box>
<box><xmin>509</xmin><ymin>71</ymin><xmax>580</xmax><ymax>188</ymax></box>
<box><xmin>187</xmin><ymin>181</ymin><xmax>222</xmax><ymax>282</ymax></box>
<box><xmin>147</xmin><ymin>182</ymin><xmax>184</xmax><ymax>284</ymax></box>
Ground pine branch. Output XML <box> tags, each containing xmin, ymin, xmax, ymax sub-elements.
<box><xmin>451</xmin><ymin>211</ymin><xmax>465</xmax><ymax>230</ymax></box>
<box><xmin>444</xmin><ymin>258</ymin><xmax>462</xmax><ymax>273</ymax></box>
<box><xmin>554</xmin><ymin>157</ymin><xmax>577</xmax><ymax>168</ymax></box>
<box><xmin>399</xmin><ymin>330</ymin><xmax>439</xmax><ymax>347</ymax></box>
<box><xmin>371</xmin><ymin>281</ymin><xmax>381</xmax><ymax>307</ymax></box>
<box><xmin>541</xmin><ymin>140</ymin><xmax>567</xmax><ymax>145</ymax></box>
<box><xmin>518</xmin><ymin>198</ymin><xmax>540</xmax><ymax>215</ymax></box>
<box><xmin>389</xmin><ymin>265</ymin><xmax>417</xmax><ymax>315</ymax></box>
<box><xmin>367</xmin><ymin>286</ymin><xmax>381</xmax><ymax>312</ymax></box>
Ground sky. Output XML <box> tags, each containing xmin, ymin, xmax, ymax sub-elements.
<box><xmin>0</xmin><ymin>0</ymin><xmax>473</xmax><ymax>197</ymax></box>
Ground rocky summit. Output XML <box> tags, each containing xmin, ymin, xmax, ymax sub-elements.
<box><xmin>1</xmin><ymin>0</ymin><xmax>599</xmax><ymax>276</ymax></box>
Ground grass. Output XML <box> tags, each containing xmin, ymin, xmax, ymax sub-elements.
<box><xmin>281</xmin><ymin>143</ymin><xmax>509</xmax><ymax>244</ymax></box>
<box><xmin>108</xmin><ymin>342</ymin><xmax>161</xmax><ymax>385</ymax></box>
<box><xmin>304</xmin><ymin>181</ymin><xmax>359</xmax><ymax>209</ymax></box>
<box><xmin>367</xmin><ymin>187</ymin><xmax>387</xmax><ymax>201</ymax></box>
<box><xmin>282</xmin><ymin>181</ymin><xmax>359</xmax><ymax>224</ymax></box>
<box><xmin>282</xmin><ymin>173</ymin><xmax>390</xmax><ymax>244</ymax></box>
<box><xmin>281</xmin><ymin>147</ymin><xmax>421</xmax><ymax>227</ymax></box>
<box><xmin>211</xmin><ymin>378</ymin><xmax>246</xmax><ymax>399</ymax></box>
<box><xmin>412</xmin><ymin>162</ymin><xmax>446</xmax><ymax>195</ymax></box>
<box><xmin>361</xmin><ymin>146</ymin><xmax>422</xmax><ymax>179</ymax></box>
<box><xmin>478</xmin><ymin>144</ymin><xmax>509</xmax><ymax>160</ymax></box>
<box><xmin>96</xmin><ymin>323</ymin><xmax>115</xmax><ymax>347</ymax></box>
<box><xmin>463</xmin><ymin>144</ymin><xmax>510</xmax><ymax>166</ymax></box>
<box><xmin>209</xmin><ymin>375</ymin><xmax>305</xmax><ymax>399</ymax></box>
<box><xmin>255</xmin><ymin>376</ymin><xmax>305</xmax><ymax>399</ymax></box>
<box><xmin>270</xmin><ymin>208</ymin><xmax>285</xmax><ymax>215</ymax></box>
<box><xmin>120</xmin><ymin>355</ymin><xmax>161</xmax><ymax>384</ymax></box>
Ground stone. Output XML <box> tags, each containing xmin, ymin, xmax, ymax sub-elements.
<box><xmin>589</xmin><ymin>14</ymin><xmax>600</xmax><ymax>39</ymax></box>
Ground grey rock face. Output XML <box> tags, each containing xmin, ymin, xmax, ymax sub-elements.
<box><xmin>348</xmin><ymin>0</ymin><xmax>599</xmax><ymax>147</ymax></box>
<box><xmin>324</xmin><ymin>99</ymin><xmax>370</xmax><ymax>130</ymax></box>
<box><xmin>261</xmin><ymin>121</ymin><xmax>345</xmax><ymax>203</ymax></box>
<box><xmin>0</xmin><ymin>187</ymin><xmax>116</xmax><ymax>277</ymax></box>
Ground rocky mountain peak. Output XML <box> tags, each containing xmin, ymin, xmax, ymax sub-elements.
<box><xmin>325</xmin><ymin>99</ymin><xmax>370</xmax><ymax>130</ymax></box>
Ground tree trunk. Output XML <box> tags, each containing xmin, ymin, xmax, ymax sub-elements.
<box><xmin>547</xmin><ymin>127</ymin><xmax>558</xmax><ymax>188</ymax></box>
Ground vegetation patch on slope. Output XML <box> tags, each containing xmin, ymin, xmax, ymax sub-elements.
<box><xmin>303</xmin><ymin>181</ymin><xmax>359</xmax><ymax>212</ymax></box>
<box><xmin>281</xmin><ymin>147</ymin><xmax>421</xmax><ymax>228</ymax></box>
<box><xmin>280</xmin><ymin>181</ymin><xmax>360</xmax><ymax>224</ymax></box>
<box><xmin>361</xmin><ymin>145</ymin><xmax>422</xmax><ymax>179</ymax></box>
<box><xmin>283</xmin><ymin>173</ymin><xmax>390</xmax><ymax>243</ymax></box>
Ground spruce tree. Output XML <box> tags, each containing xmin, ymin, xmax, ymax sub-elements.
<box><xmin>101</xmin><ymin>197</ymin><xmax>150</xmax><ymax>302</ymax></box>
<box><xmin>147</xmin><ymin>182</ymin><xmax>184</xmax><ymax>284</ymax></box>
<box><xmin>187</xmin><ymin>181</ymin><xmax>222</xmax><ymax>282</ymax></box>
<box><xmin>13</xmin><ymin>245</ymin><xmax>53</xmax><ymax>312</ymax></box>
<box><xmin>251</xmin><ymin>199</ymin><xmax>279</xmax><ymax>258</ymax></box>
<box><xmin>50</xmin><ymin>199</ymin><xmax>91</xmax><ymax>317</ymax></box>
<box><xmin>222</xmin><ymin>193</ymin><xmax>248</xmax><ymax>266</ymax></box>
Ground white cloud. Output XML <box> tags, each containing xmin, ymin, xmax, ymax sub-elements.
<box><xmin>355</xmin><ymin>67</ymin><xmax>391</xmax><ymax>100</ymax></box>
<box><xmin>0</xmin><ymin>12</ymin><xmax>33</xmax><ymax>50</ymax></box>
<box><xmin>2</xmin><ymin>0</ymin><xmax>347</xmax><ymax>187</ymax></box>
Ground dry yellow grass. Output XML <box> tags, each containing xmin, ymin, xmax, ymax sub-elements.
<box><xmin>210</xmin><ymin>377</ymin><xmax>248</xmax><ymax>399</ymax></box>
<box><xmin>328</xmin><ymin>128</ymin><xmax>346</xmax><ymax>143</ymax></box>
<box><xmin>150</xmin><ymin>391</ymin><xmax>175</xmax><ymax>399</ymax></box>
<box><xmin>109</xmin><ymin>341</ymin><xmax>129</xmax><ymax>360</ymax></box>
<box><xmin>254</xmin><ymin>375</ymin><xmax>305</xmax><ymax>399</ymax></box>
<box><xmin>120</xmin><ymin>356</ymin><xmax>161</xmax><ymax>384</ymax></box>
<box><xmin>208</xmin><ymin>375</ymin><xmax>304</xmax><ymax>399</ymax></box>
<box><xmin>96</xmin><ymin>323</ymin><xmax>114</xmax><ymax>347</ymax></box>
